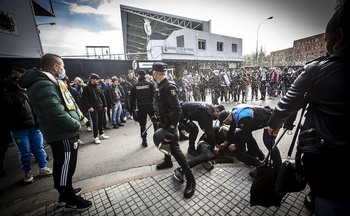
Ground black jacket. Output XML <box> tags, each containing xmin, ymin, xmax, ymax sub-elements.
<box><xmin>1</xmin><ymin>76</ymin><xmax>35</xmax><ymax>131</ymax></box>
<box><xmin>130</xmin><ymin>77</ymin><xmax>154</xmax><ymax>111</ymax></box>
<box><xmin>268</xmin><ymin>48</ymin><xmax>350</xmax><ymax>202</ymax></box>
<box><xmin>156</xmin><ymin>78</ymin><xmax>182</xmax><ymax>128</ymax></box>
<box><xmin>82</xmin><ymin>82</ymin><xmax>107</xmax><ymax>110</ymax></box>
<box><xmin>181</xmin><ymin>102</ymin><xmax>214</xmax><ymax>121</ymax></box>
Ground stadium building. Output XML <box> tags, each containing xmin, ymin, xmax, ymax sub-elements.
<box><xmin>120</xmin><ymin>5</ymin><xmax>243</xmax><ymax>75</ymax></box>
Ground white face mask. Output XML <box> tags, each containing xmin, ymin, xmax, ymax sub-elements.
<box><xmin>58</xmin><ymin>66</ymin><xmax>66</xmax><ymax>80</ymax></box>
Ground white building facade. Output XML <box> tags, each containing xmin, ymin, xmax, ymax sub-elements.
<box><xmin>147</xmin><ymin>28</ymin><xmax>242</xmax><ymax>74</ymax></box>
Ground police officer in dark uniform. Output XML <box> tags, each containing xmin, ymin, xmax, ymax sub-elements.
<box><xmin>178</xmin><ymin>102</ymin><xmax>225</xmax><ymax>156</ymax></box>
<box><xmin>152</xmin><ymin>62</ymin><xmax>196</xmax><ymax>198</ymax></box>
<box><xmin>130</xmin><ymin>70</ymin><xmax>157</xmax><ymax>147</ymax></box>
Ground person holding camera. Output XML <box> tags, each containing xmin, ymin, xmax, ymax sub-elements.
<box><xmin>266</xmin><ymin>1</ymin><xmax>350</xmax><ymax>214</ymax></box>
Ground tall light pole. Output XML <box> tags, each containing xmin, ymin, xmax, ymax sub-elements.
<box><xmin>256</xmin><ymin>16</ymin><xmax>273</xmax><ymax>67</ymax></box>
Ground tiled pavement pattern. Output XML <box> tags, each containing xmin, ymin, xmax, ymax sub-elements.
<box><xmin>19</xmin><ymin>167</ymin><xmax>312</xmax><ymax>216</ymax></box>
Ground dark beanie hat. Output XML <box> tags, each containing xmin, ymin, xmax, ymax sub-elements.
<box><xmin>218</xmin><ymin>110</ymin><xmax>230</xmax><ymax>124</ymax></box>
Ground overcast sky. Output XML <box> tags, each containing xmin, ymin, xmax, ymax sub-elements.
<box><xmin>35</xmin><ymin>0</ymin><xmax>337</xmax><ymax>56</ymax></box>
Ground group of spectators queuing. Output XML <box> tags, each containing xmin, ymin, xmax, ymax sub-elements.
<box><xmin>169</xmin><ymin>66</ymin><xmax>304</xmax><ymax>106</ymax></box>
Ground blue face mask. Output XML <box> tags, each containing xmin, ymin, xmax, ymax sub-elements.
<box><xmin>58</xmin><ymin>66</ymin><xmax>66</xmax><ymax>80</ymax></box>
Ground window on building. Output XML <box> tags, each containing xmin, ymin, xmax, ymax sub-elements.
<box><xmin>217</xmin><ymin>42</ymin><xmax>223</xmax><ymax>51</ymax></box>
<box><xmin>177</xmin><ymin>35</ymin><xmax>184</xmax><ymax>47</ymax></box>
<box><xmin>232</xmin><ymin>43</ymin><xmax>237</xmax><ymax>52</ymax></box>
<box><xmin>315</xmin><ymin>38</ymin><xmax>319</xmax><ymax>43</ymax></box>
<box><xmin>198</xmin><ymin>39</ymin><xmax>206</xmax><ymax>50</ymax></box>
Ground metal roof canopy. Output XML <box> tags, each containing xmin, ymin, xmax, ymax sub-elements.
<box><xmin>120</xmin><ymin>4</ymin><xmax>210</xmax><ymax>60</ymax></box>
<box><xmin>32</xmin><ymin>0</ymin><xmax>55</xmax><ymax>17</ymax></box>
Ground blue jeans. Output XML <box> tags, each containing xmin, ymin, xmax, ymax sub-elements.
<box><xmin>315</xmin><ymin>196</ymin><xmax>350</xmax><ymax>216</ymax></box>
<box><xmin>111</xmin><ymin>101</ymin><xmax>122</xmax><ymax>125</ymax></box>
<box><xmin>11</xmin><ymin>126</ymin><xmax>47</xmax><ymax>172</ymax></box>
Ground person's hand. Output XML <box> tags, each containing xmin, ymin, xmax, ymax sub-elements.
<box><xmin>164</xmin><ymin>126</ymin><xmax>175</xmax><ymax>142</ymax></box>
<box><xmin>88</xmin><ymin>107</ymin><xmax>94</xmax><ymax>112</ymax></box>
<box><xmin>104</xmin><ymin>107</ymin><xmax>107</xmax><ymax>112</ymax></box>
<box><xmin>213</xmin><ymin>146</ymin><xmax>220</xmax><ymax>155</ymax></box>
<box><xmin>218</xmin><ymin>142</ymin><xmax>227</xmax><ymax>150</ymax></box>
<box><xmin>228</xmin><ymin>144</ymin><xmax>237</xmax><ymax>151</ymax></box>
<box><xmin>265</xmin><ymin>126</ymin><xmax>280</xmax><ymax>136</ymax></box>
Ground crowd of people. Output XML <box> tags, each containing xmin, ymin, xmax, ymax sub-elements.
<box><xmin>168</xmin><ymin>66</ymin><xmax>304</xmax><ymax>105</ymax></box>
<box><xmin>0</xmin><ymin>1</ymin><xmax>349</xmax><ymax>214</ymax></box>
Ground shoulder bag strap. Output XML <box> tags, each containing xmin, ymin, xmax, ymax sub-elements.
<box><xmin>287</xmin><ymin>60</ymin><xmax>327</xmax><ymax>158</ymax></box>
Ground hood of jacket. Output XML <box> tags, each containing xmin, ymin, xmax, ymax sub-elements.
<box><xmin>18</xmin><ymin>67</ymin><xmax>53</xmax><ymax>89</ymax></box>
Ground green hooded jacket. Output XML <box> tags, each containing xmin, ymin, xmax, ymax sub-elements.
<box><xmin>18</xmin><ymin>68</ymin><xmax>81</xmax><ymax>143</ymax></box>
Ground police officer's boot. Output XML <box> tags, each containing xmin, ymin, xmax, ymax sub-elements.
<box><xmin>187</xmin><ymin>143</ymin><xmax>198</xmax><ymax>156</ymax></box>
<box><xmin>156</xmin><ymin>155</ymin><xmax>173</xmax><ymax>170</ymax></box>
<box><xmin>184</xmin><ymin>170</ymin><xmax>196</xmax><ymax>198</ymax></box>
<box><xmin>141</xmin><ymin>137</ymin><xmax>148</xmax><ymax>147</ymax></box>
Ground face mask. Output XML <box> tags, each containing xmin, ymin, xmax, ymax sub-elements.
<box><xmin>58</xmin><ymin>66</ymin><xmax>66</xmax><ymax>80</ymax></box>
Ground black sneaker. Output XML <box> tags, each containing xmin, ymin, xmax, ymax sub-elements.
<box><xmin>173</xmin><ymin>168</ymin><xmax>184</xmax><ymax>184</ymax></box>
<box><xmin>57</xmin><ymin>188</ymin><xmax>83</xmax><ymax>207</ymax></box>
<box><xmin>64</xmin><ymin>196</ymin><xmax>92</xmax><ymax>212</ymax></box>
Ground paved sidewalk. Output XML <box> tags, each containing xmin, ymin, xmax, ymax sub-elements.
<box><xmin>15</xmin><ymin>165</ymin><xmax>312</xmax><ymax>216</ymax></box>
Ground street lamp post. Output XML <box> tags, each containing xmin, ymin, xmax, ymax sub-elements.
<box><xmin>256</xmin><ymin>16</ymin><xmax>273</xmax><ymax>67</ymax></box>
<box><xmin>36</xmin><ymin>23</ymin><xmax>56</xmax><ymax>34</ymax></box>
<box><xmin>36</xmin><ymin>22</ymin><xmax>56</xmax><ymax>27</ymax></box>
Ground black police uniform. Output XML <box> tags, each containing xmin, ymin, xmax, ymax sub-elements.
<box><xmin>154</xmin><ymin>68</ymin><xmax>195</xmax><ymax>198</ymax></box>
<box><xmin>130</xmin><ymin>74</ymin><xmax>157</xmax><ymax>147</ymax></box>
<box><xmin>179</xmin><ymin>102</ymin><xmax>217</xmax><ymax>155</ymax></box>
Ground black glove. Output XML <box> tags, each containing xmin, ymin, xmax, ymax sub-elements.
<box><xmin>165</xmin><ymin>125</ymin><xmax>176</xmax><ymax>141</ymax></box>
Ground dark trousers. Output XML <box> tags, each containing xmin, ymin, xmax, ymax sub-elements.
<box><xmin>231</xmin><ymin>128</ymin><xmax>264</xmax><ymax>167</ymax></box>
<box><xmin>188</xmin><ymin>142</ymin><xmax>215</xmax><ymax>168</ymax></box>
<box><xmin>89</xmin><ymin>107</ymin><xmax>104</xmax><ymax>138</ymax></box>
<box><xmin>164</xmin><ymin>128</ymin><xmax>191</xmax><ymax>173</ymax></box>
<box><xmin>211</xmin><ymin>90</ymin><xmax>220</xmax><ymax>105</ymax></box>
<box><xmin>180</xmin><ymin>114</ymin><xmax>215</xmax><ymax>150</ymax></box>
<box><xmin>138</xmin><ymin>108</ymin><xmax>156</xmax><ymax>138</ymax></box>
<box><xmin>260</xmin><ymin>81</ymin><xmax>266</xmax><ymax>99</ymax></box>
<box><xmin>50</xmin><ymin>137</ymin><xmax>78</xmax><ymax>204</ymax></box>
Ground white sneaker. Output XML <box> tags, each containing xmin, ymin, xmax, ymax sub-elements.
<box><xmin>87</xmin><ymin>126</ymin><xmax>92</xmax><ymax>132</ymax></box>
<box><xmin>100</xmin><ymin>133</ymin><xmax>109</xmax><ymax>139</ymax></box>
<box><xmin>94</xmin><ymin>137</ymin><xmax>101</xmax><ymax>144</ymax></box>
<box><xmin>77</xmin><ymin>139</ymin><xmax>84</xmax><ymax>145</ymax></box>
<box><xmin>39</xmin><ymin>167</ymin><xmax>53</xmax><ymax>176</ymax></box>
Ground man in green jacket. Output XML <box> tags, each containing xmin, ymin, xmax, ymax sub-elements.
<box><xmin>18</xmin><ymin>54</ymin><xmax>92</xmax><ymax>212</ymax></box>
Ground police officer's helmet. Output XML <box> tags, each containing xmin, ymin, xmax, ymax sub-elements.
<box><xmin>153</xmin><ymin>128</ymin><xmax>172</xmax><ymax>156</ymax></box>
